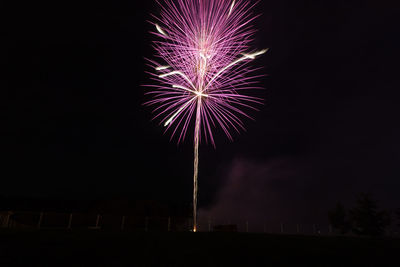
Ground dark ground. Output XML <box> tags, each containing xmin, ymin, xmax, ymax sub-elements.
<box><xmin>0</xmin><ymin>229</ymin><xmax>399</xmax><ymax>266</ymax></box>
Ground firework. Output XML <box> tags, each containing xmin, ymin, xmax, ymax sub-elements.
<box><xmin>145</xmin><ymin>0</ymin><xmax>267</xmax><ymax>232</ymax></box>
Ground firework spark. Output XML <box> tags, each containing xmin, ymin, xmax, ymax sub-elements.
<box><xmin>145</xmin><ymin>0</ymin><xmax>267</xmax><ymax>232</ymax></box>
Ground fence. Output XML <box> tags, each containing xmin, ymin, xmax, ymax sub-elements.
<box><xmin>0</xmin><ymin>211</ymin><xmax>193</xmax><ymax>232</ymax></box>
<box><xmin>0</xmin><ymin>211</ymin><xmax>346</xmax><ymax>235</ymax></box>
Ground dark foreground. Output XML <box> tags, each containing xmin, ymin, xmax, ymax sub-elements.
<box><xmin>0</xmin><ymin>229</ymin><xmax>399</xmax><ymax>266</ymax></box>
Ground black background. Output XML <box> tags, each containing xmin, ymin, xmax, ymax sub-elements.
<box><xmin>2</xmin><ymin>0</ymin><xmax>399</xmax><ymax>223</ymax></box>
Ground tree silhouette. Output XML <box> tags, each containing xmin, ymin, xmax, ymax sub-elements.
<box><xmin>328</xmin><ymin>202</ymin><xmax>350</xmax><ymax>234</ymax></box>
<box><xmin>349</xmin><ymin>193</ymin><xmax>390</xmax><ymax>237</ymax></box>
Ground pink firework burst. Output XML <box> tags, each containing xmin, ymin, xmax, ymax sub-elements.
<box><xmin>145</xmin><ymin>0</ymin><xmax>267</xmax><ymax>146</ymax></box>
<box><xmin>144</xmin><ymin>0</ymin><xmax>267</xmax><ymax>231</ymax></box>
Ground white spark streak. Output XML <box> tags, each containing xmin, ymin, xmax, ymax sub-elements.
<box><xmin>228</xmin><ymin>1</ymin><xmax>235</xmax><ymax>17</ymax></box>
<box><xmin>205</xmin><ymin>48</ymin><xmax>268</xmax><ymax>90</ymax></box>
<box><xmin>159</xmin><ymin>71</ymin><xmax>196</xmax><ymax>90</ymax></box>
<box><xmin>155</xmin><ymin>65</ymin><xmax>170</xmax><ymax>71</ymax></box>
<box><xmin>164</xmin><ymin>97</ymin><xmax>196</xmax><ymax>126</ymax></box>
<box><xmin>172</xmin><ymin>85</ymin><xmax>209</xmax><ymax>98</ymax></box>
<box><xmin>242</xmin><ymin>48</ymin><xmax>269</xmax><ymax>59</ymax></box>
<box><xmin>155</xmin><ymin>24</ymin><xmax>168</xmax><ymax>37</ymax></box>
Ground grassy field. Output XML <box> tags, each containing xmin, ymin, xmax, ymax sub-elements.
<box><xmin>0</xmin><ymin>229</ymin><xmax>399</xmax><ymax>266</ymax></box>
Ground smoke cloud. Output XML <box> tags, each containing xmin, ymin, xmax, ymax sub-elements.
<box><xmin>199</xmin><ymin>157</ymin><xmax>332</xmax><ymax>232</ymax></box>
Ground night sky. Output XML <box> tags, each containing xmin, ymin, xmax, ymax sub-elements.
<box><xmin>2</xmin><ymin>1</ymin><xmax>399</xmax><ymax>225</ymax></box>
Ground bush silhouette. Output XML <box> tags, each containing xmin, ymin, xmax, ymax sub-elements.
<box><xmin>349</xmin><ymin>193</ymin><xmax>390</xmax><ymax>237</ymax></box>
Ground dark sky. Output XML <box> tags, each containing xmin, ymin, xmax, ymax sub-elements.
<box><xmin>2</xmin><ymin>1</ymin><xmax>399</xmax><ymax>224</ymax></box>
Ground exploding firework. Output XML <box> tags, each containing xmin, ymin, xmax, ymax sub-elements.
<box><xmin>144</xmin><ymin>0</ymin><xmax>267</xmax><ymax>232</ymax></box>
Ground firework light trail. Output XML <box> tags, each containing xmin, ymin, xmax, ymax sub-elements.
<box><xmin>144</xmin><ymin>0</ymin><xmax>267</xmax><ymax>232</ymax></box>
